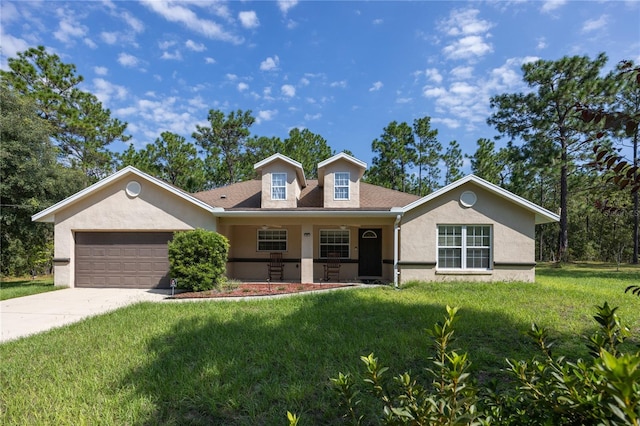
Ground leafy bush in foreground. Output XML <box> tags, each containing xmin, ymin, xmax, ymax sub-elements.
<box><xmin>327</xmin><ymin>303</ymin><xmax>639</xmax><ymax>426</ymax></box>
<box><xmin>168</xmin><ymin>229</ymin><xmax>229</xmax><ymax>292</ymax></box>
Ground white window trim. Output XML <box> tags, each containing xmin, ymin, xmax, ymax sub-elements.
<box><xmin>319</xmin><ymin>229</ymin><xmax>350</xmax><ymax>259</ymax></box>
<box><xmin>271</xmin><ymin>173</ymin><xmax>287</xmax><ymax>200</ymax></box>
<box><xmin>257</xmin><ymin>229</ymin><xmax>288</xmax><ymax>252</ymax></box>
<box><xmin>334</xmin><ymin>172</ymin><xmax>350</xmax><ymax>200</ymax></box>
<box><xmin>436</xmin><ymin>225</ymin><xmax>492</xmax><ymax>270</ymax></box>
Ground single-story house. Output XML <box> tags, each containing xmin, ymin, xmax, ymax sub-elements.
<box><xmin>32</xmin><ymin>152</ymin><xmax>559</xmax><ymax>288</ymax></box>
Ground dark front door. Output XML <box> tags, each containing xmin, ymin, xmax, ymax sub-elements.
<box><xmin>358</xmin><ymin>228</ymin><xmax>382</xmax><ymax>277</ymax></box>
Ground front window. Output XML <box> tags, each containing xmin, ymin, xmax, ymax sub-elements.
<box><xmin>271</xmin><ymin>173</ymin><xmax>286</xmax><ymax>200</ymax></box>
<box><xmin>438</xmin><ymin>225</ymin><xmax>491</xmax><ymax>269</ymax></box>
<box><xmin>334</xmin><ymin>172</ymin><xmax>350</xmax><ymax>200</ymax></box>
<box><xmin>257</xmin><ymin>229</ymin><xmax>287</xmax><ymax>251</ymax></box>
<box><xmin>320</xmin><ymin>229</ymin><xmax>349</xmax><ymax>258</ymax></box>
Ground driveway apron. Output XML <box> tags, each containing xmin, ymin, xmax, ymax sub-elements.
<box><xmin>0</xmin><ymin>288</ymin><xmax>170</xmax><ymax>343</ymax></box>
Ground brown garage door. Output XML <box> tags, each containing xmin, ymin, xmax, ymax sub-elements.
<box><xmin>75</xmin><ymin>232</ymin><xmax>173</xmax><ymax>288</ymax></box>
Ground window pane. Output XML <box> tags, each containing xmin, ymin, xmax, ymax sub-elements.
<box><xmin>258</xmin><ymin>229</ymin><xmax>287</xmax><ymax>252</ymax></box>
<box><xmin>334</xmin><ymin>172</ymin><xmax>349</xmax><ymax>199</ymax></box>
<box><xmin>320</xmin><ymin>230</ymin><xmax>349</xmax><ymax>258</ymax></box>
<box><xmin>466</xmin><ymin>248</ymin><xmax>490</xmax><ymax>268</ymax></box>
<box><xmin>438</xmin><ymin>248</ymin><xmax>461</xmax><ymax>268</ymax></box>
<box><xmin>272</xmin><ymin>173</ymin><xmax>286</xmax><ymax>200</ymax></box>
<box><xmin>438</xmin><ymin>226</ymin><xmax>461</xmax><ymax>246</ymax></box>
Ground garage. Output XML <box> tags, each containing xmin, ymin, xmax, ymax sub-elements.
<box><xmin>75</xmin><ymin>232</ymin><xmax>173</xmax><ymax>288</ymax></box>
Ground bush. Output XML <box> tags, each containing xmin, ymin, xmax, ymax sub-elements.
<box><xmin>328</xmin><ymin>303</ymin><xmax>640</xmax><ymax>426</ymax></box>
<box><xmin>168</xmin><ymin>229</ymin><xmax>229</xmax><ymax>292</ymax></box>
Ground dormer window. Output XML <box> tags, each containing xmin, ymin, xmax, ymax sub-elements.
<box><xmin>334</xmin><ymin>172</ymin><xmax>350</xmax><ymax>200</ymax></box>
<box><xmin>272</xmin><ymin>173</ymin><xmax>287</xmax><ymax>200</ymax></box>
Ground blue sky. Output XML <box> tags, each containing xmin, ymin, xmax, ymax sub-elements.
<box><xmin>1</xmin><ymin>0</ymin><xmax>639</xmax><ymax>173</ymax></box>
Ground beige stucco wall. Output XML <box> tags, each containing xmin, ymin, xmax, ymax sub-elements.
<box><xmin>52</xmin><ymin>176</ymin><xmax>215</xmax><ymax>287</ymax></box>
<box><xmin>259</xmin><ymin>160</ymin><xmax>302</xmax><ymax>208</ymax></box>
<box><xmin>321</xmin><ymin>159</ymin><xmax>363</xmax><ymax>208</ymax></box>
<box><xmin>399</xmin><ymin>182</ymin><xmax>536</xmax><ymax>283</ymax></box>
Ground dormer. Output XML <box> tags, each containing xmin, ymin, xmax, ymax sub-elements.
<box><xmin>254</xmin><ymin>153</ymin><xmax>307</xmax><ymax>208</ymax></box>
<box><xmin>317</xmin><ymin>153</ymin><xmax>367</xmax><ymax>208</ymax></box>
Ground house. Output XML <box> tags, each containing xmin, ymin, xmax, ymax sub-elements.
<box><xmin>32</xmin><ymin>152</ymin><xmax>559</xmax><ymax>288</ymax></box>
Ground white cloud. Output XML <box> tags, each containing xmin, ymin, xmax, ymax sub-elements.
<box><xmin>226</xmin><ymin>73</ymin><xmax>238</xmax><ymax>81</ymax></box>
<box><xmin>140</xmin><ymin>0</ymin><xmax>243</xmax><ymax>44</ymax></box>
<box><xmin>0</xmin><ymin>32</ymin><xmax>29</xmax><ymax>67</ymax></box>
<box><xmin>256</xmin><ymin>109</ymin><xmax>278</xmax><ymax>123</ymax></box>
<box><xmin>237</xmin><ymin>82</ymin><xmax>249</xmax><ymax>92</ymax></box>
<box><xmin>53</xmin><ymin>14</ymin><xmax>87</xmax><ymax>43</ymax></box>
<box><xmin>450</xmin><ymin>66</ymin><xmax>474</xmax><ymax>80</ymax></box>
<box><xmin>541</xmin><ymin>0</ymin><xmax>567</xmax><ymax>13</ymax></box>
<box><xmin>536</xmin><ymin>37</ymin><xmax>547</xmax><ymax>50</ymax></box>
<box><xmin>582</xmin><ymin>15</ymin><xmax>608</xmax><ymax>33</ymax></box>
<box><xmin>260</xmin><ymin>55</ymin><xmax>280</xmax><ymax>71</ymax></box>
<box><xmin>304</xmin><ymin>112</ymin><xmax>322</xmax><ymax>120</ymax></box>
<box><xmin>432</xmin><ymin>117</ymin><xmax>461</xmax><ymax>129</ymax></box>
<box><xmin>118</xmin><ymin>52</ymin><xmax>140</xmax><ymax>67</ymax></box>
<box><xmin>205</xmin><ymin>57</ymin><xmax>216</xmax><ymax>64</ymax></box>
<box><xmin>369</xmin><ymin>81</ymin><xmax>383</xmax><ymax>91</ymax></box>
<box><xmin>92</xmin><ymin>78</ymin><xmax>128</xmax><ymax>103</ymax></box>
<box><xmin>121</xmin><ymin>10</ymin><xmax>144</xmax><ymax>33</ymax></box>
<box><xmin>439</xmin><ymin>9</ymin><xmax>493</xmax><ymax>61</ymax></box>
<box><xmin>425</xmin><ymin>68</ymin><xmax>443</xmax><ymax>83</ymax></box>
<box><xmin>421</xmin><ymin>57</ymin><xmax>531</xmax><ymax>132</ymax></box>
<box><xmin>373</xmin><ymin>18</ymin><xmax>383</xmax><ymax>25</ymax></box>
<box><xmin>439</xmin><ymin>9</ymin><xmax>493</xmax><ymax>37</ymax></box>
<box><xmin>278</xmin><ymin>0</ymin><xmax>298</xmax><ymax>15</ymax></box>
<box><xmin>84</xmin><ymin>38</ymin><xmax>97</xmax><ymax>49</ymax></box>
<box><xmin>94</xmin><ymin>66</ymin><xmax>108</xmax><ymax>76</ymax></box>
<box><xmin>185</xmin><ymin>39</ymin><xmax>206</xmax><ymax>51</ymax></box>
<box><xmin>423</xmin><ymin>87</ymin><xmax>447</xmax><ymax>98</ymax></box>
<box><xmin>161</xmin><ymin>50</ymin><xmax>183</xmax><ymax>60</ymax></box>
<box><xmin>396</xmin><ymin>97</ymin><xmax>412</xmax><ymax>104</ymax></box>
<box><xmin>159</xmin><ymin>40</ymin><xmax>176</xmax><ymax>49</ymax></box>
<box><xmin>443</xmin><ymin>35</ymin><xmax>493</xmax><ymax>60</ymax></box>
<box><xmin>101</xmin><ymin>32</ymin><xmax>119</xmax><ymax>45</ymax></box>
<box><xmin>330</xmin><ymin>80</ymin><xmax>347</xmax><ymax>88</ymax></box>
<box><xmin>239</xmin><ymin>11</ymin><xmax>260</xmax><ymax>29</ymax></box>
<box><xmin>281</xmin><ymin>84</ymin><xmax>296</xmax><ymax>97</ymax></box>
<box><xmin>299</xmin><ymin>77</ymin><xmax>310</xmax><ymax>86</ymax></box>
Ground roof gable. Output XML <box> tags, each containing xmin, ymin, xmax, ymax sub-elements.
<box><xmin>399</xmin><ymin>174</ymin><xmax>559</xmax><ymax>224</ymax></box>
<box><xmin>32</xmin><ymin>166</ymin><xmax>218</xmax><ymax>223</ymax></box>
<box><xmin>317</xmin><ymin>152</ymin><xmax>367</xmax><ymax>187</ymax></box>
<box><xmin>254</xmin><ymin>153</ymin><xmax>306</xmax><ymax>188</ymax></box>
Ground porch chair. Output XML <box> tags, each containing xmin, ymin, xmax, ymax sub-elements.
<box><xmin>268</xmin><ymin>252</ymin><xmax>284</xmax><ymax>281</ymax></box>
<box><xmin>323</xmin><ymin>252</ymin><xmax>341</xmax><ymax>282</ymax></box>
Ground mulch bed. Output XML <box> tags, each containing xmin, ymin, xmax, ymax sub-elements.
<box><xmin>168</xmin><ymin>283</ymin><xmax>354</xmax><ymax>299</ymax></box>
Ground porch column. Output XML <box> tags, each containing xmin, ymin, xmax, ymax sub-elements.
<box><xmin>301</xmin><ymin>223</ymin><xmax>314</xmax><ymax>283</ymax></box>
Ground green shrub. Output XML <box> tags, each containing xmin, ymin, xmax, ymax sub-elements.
<box><xmin>328</xmin><ymin>303</ymin><xmax>640</xmax><ymax>426</ymax></box>
<box><xmin>168</xmin><ymin>229</ymin><xmax>229</xmax><ymax>292</ymax></box>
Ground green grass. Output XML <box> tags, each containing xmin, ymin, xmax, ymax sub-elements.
<box><xmin>0</xmin><ymin>276</ymin><xmax>61</xmax><ymax>300</ymax></box>
<box><xmin>1</xmin><ymin>264</ymin><xmax>638</xmax><ymax>425</ymax></box>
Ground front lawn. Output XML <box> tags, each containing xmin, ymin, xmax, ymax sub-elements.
<box><xmin>1</xmin><ymin>264</ymin><xmax>638</xmax><ymax>425</ymax></box>
<box><xmin>0</xmin><ymin>276</ymin><xmax>59</xmax><ymax>300</ymax></box>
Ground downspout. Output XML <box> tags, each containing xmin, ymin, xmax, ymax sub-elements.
<box><xmin>394</xmin><ymin>214</ymin><xmax>401</xmax><ymax>289</ymax></box>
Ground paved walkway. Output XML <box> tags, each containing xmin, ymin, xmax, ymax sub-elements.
<box><xmin>0</xmin><ymin>288</ymin><xmax>170</xmax><ymax>343</ymax></box>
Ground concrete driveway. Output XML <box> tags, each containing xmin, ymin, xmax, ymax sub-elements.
<box><xmin>1</xmin><ymin>288</ymin><xmax>171</xmax><ymax>343</ymax></box>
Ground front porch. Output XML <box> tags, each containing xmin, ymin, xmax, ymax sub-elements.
<box><xmin>216</xmin><ymin>219</ymin><xmax>398</xmax><ymax>284</ymax></box>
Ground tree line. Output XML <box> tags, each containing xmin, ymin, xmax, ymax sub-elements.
<box><xmin>1</xmin><ymin>46</ymin><xmax>638</xmax><ymax>276</ymax></box>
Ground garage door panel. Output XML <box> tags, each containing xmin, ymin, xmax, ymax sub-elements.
<box><xmin>75</xmin><ymin>232</ymin><xmax>173</xmax><ymax>289</ymax></box>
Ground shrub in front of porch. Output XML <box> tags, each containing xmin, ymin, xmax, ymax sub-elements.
<box><xmin>168</xmin><ymin>229</ymin><xmax>229</xmax><ymax>292</ymax></box>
